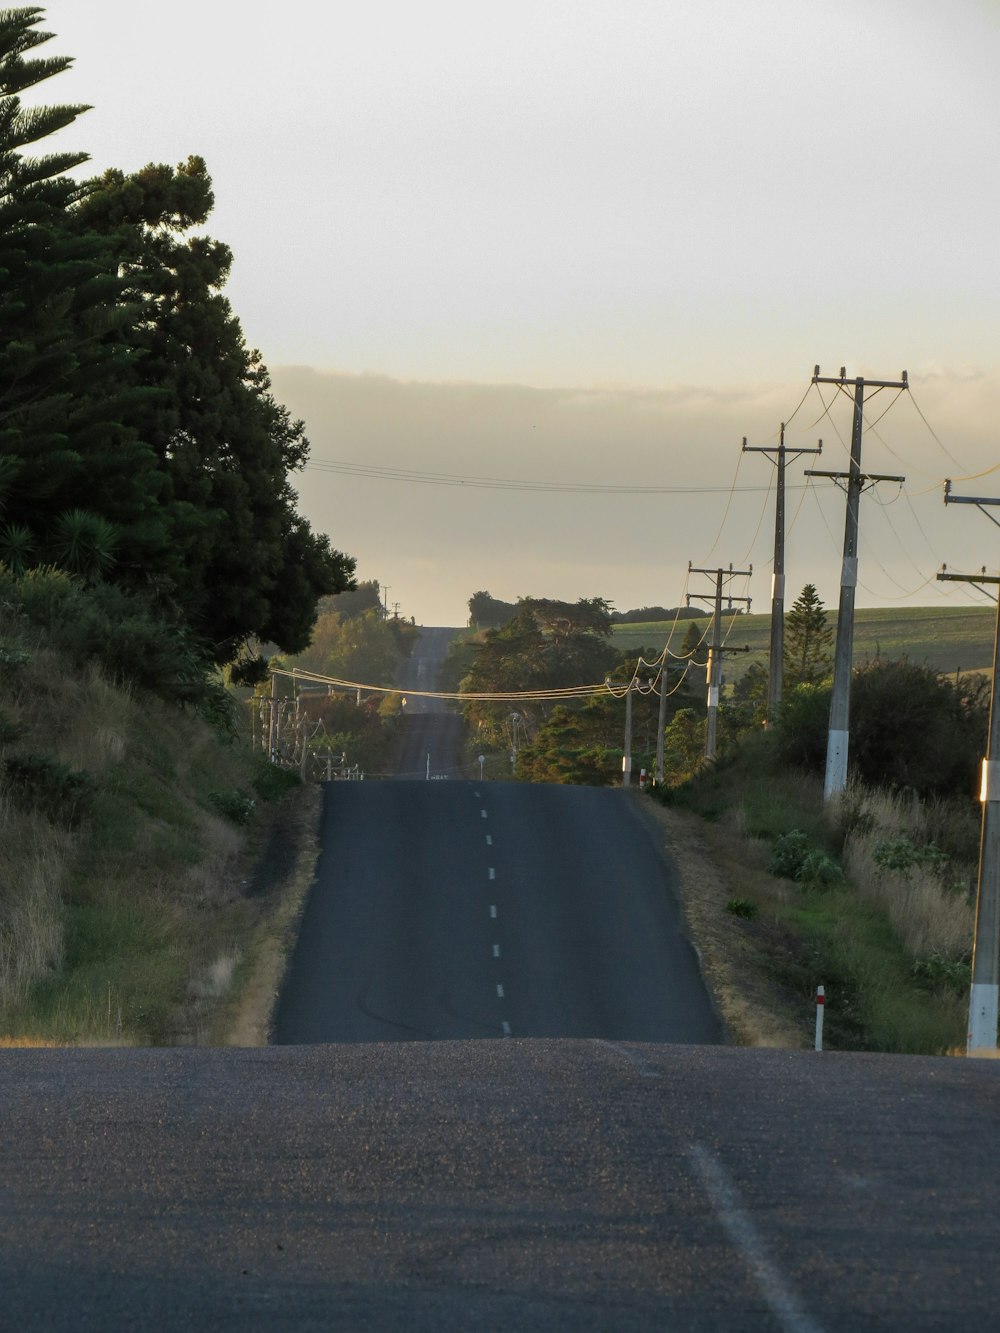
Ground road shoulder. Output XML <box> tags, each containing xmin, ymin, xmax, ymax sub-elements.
<box><xmin>639</xmin><ymin>796</ymin><xmax>806</xmax><ymax>1049</ymax></box>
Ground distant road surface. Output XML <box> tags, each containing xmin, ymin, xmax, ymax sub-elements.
<box><xmin>276</xmin><ymin>623</ymin><xmax>719</xmax><ymax>1044</ymax></box>
<box><xmin>392</xmin><ymin>625</ymin><xmax>465</xmax><ymax>779</ymax></box>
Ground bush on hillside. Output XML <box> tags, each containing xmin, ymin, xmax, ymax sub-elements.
<box><xmin>0</xmin><ymin>566</ymin><xmax>233</xmax><ymax>726</ymax></box>
<box><xmin>773</xmin><ymin>661</ymin><xmax>987</xmax><ymax>800</ymax></box>
<box><xmin>2</xmin><ymin>752</ymin><xmax>96</xmax><ymax>826</ymax></box>
<box><xmin>850</xmin><ymin>659</ymin><xmax>986</xmax><ymax>797</ymax></box>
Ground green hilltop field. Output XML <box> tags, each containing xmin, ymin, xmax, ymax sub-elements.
<box><xmin>612</xmin><ymin>605</ymin><xmax>997</xmax><ymax>680</ymax></box>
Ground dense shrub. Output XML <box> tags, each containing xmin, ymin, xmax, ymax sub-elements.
<box><xmin>208</xmin><ymin>789</ymin><xmax>256</xmax><ymax>825</ymax></box>
<box><xmin>850</xmin><ymin>659</ymin><xmax>986</xmax><ymax>797</ymax></box>
<box><xmin>3</xmin><ymin>751</ymin><xmax>96</xmax><ymax>825</ymax></box>
<box><xmin>774</xmin><ymin>683</ymin><xmax>832</xmax><ymax>770</ymax></box>
<box><xmin>0</xmin><ymin>566</ymin><xmax>234</xmax><ymax>726</ymax></box>
<box><xmin>774</xmin><ymin>661</ymin><xmax>988</xmax><ymax>800</ymax></box>
<box><xmin>769</xmin><ymin>829</ymin><xmax>843</xmax><ymax>889</ymax></box>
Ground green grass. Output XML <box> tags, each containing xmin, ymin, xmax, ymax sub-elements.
<box><xmin>774</xmin><ymin>885</ymin><xmax>966</xmax><ymax>1054</ymax></box>
<box><xmin>613</xmin><ymin>605</ymin><xmax>995</xmax><ymax>680</ymax></box>
<box><xmin>657</xmin><ymin>736</ymin><xmax>973</xmax><ymax>1054</ymax></box>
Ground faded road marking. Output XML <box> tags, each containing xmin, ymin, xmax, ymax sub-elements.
<box><xmin>689</xmin><ymin>1145</ymin><xmax>823</xmax><ymax>1333</ymax></box>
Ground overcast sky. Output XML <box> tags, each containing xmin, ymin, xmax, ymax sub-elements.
<box><xmin>37</xmin><ymin>1</ymin><xmax>1000</xmax><ymax>625</ymax></box>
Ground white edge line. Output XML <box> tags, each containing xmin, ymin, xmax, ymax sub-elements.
<box><xmin>689</xmin><ymin>1145</ymin><xmax>823</xmax><ymax>1333</ymax></box>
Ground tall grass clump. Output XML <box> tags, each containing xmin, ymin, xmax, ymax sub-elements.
<box><xmin>838</xmin><ymin>785</ymin><xmax>976</xmax><ymax>965</ymax></box>
<box><xmin>0</xmin><ymin>801</ymin><xmax>68</xmax><ymax>1010</ymax></box>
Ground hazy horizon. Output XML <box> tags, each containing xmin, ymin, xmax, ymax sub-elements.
<box><xmin>36</xmin><ymin>0</ymin><xmax>1000</xmax><ymax>626</ymax></box>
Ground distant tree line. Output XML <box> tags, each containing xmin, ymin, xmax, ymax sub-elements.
<box><xmin>468</xmin><ymin>591</ymin><xmax>707</xmax><ymax>631</ymax></box>
<box><xmin>0</xmin><ymin>8</ymin><xmax>353</xmax><ymax>681</ymax></box>
<box><xmin>457</xmin><ymin>582</ymin><xmax>990</xmax><ymax>797</ymax></box>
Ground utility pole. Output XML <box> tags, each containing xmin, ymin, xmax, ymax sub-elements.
<box><xmin>687</xmin><ymin>563</ymin><xmax>752</xmax><ymax>758</ymax></box>
<box><xmin>623</xmin><ymin>683</ymin><xmax>633</xmax><ymax>787</ymax></box>
<box><xmin>807</xmin><ymin>367</ymin><xmax>907</xmax><ymax>801</ymax></box>
<box><xmin>742</xmin><ymin>424</ymin><xmax>822</xmax><ymax>727</ymax></box>
<box><xmin>654</xmin><ymin>663</ymin><xmax>685</xmax><ymax>785</ymax></box>
<box><xmin>267</xmin><ymin>671</ymin><xmax>278</xmax><ymax>764</ymax></box>
<box><xmin>940</xmin><ymin>483</ymin><xmax>1000</xmax><ymax>1053</ymax></box>
<box><xmin>655</xmin><ymin>667</ymin><xmax>668</xmax><ymax>785</ymax></box>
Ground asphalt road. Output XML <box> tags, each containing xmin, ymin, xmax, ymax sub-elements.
<box><xmin>2</xmin><ymin>1040</ymin><xmax>998</xmax><ymax>1330</ymax></box>
<box><xmin>392</xmin><ymin>626</ymin><xmax>465</xmax><ymax>780</ymax></box>
<box><xmin>272</xmin><ymin>780</ymin><xmax>719</xmax><ymax>1045</ymax></box>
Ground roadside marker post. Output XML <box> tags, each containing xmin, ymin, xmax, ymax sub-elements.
<box><xmin>639</xmin><ymin>768</ymin><xmax>647</xmax><ymax>790</ymax></box>
<box><xmin>815</xmin><ymin>985</ymin><xmax>825</xmax><ymax>1051</ymax></box>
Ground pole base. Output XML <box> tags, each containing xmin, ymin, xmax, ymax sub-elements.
<box><xmin>968</xmin><ymin>982</ymin><xmax>999</xmax><ymax>1053</ymax></box>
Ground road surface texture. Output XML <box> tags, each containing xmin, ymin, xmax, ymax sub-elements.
<box><xmin>2</xmin><ymin>1041</ymin><xmax>998</xmax><ymax>1330</ymax></box>
<box><xmin>272</xmin><ymin>780</ymin><xmax>719</xmax><ymax>1045</ymax></box>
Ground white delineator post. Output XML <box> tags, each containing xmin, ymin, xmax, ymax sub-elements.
<box><xmin>814</xmin><ymin>985</ymin><xmax>825</xmax><ymax>1051</ymax></box>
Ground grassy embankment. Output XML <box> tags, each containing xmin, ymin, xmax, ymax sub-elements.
<box><xmin>0</xmin><ymin>601</ymin><xmax>316</xmax><ymax>1047</ymax></box>
<box><xmin>646</xmin><ymin>736</ymin><xmax>980</xmax><ymax>1056</ymax></box>
<box><xmin>616</xmin><ymin>607</ymin><xmax>993</xmax><ymax>1054</ymax></box>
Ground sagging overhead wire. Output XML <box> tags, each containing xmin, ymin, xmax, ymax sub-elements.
<box><xmin>906</xmin><ymin>384</ymin><xmax>969</xmax><ymax>471</ymax></box>
<box><xmin>274</xmin><ymin>667</ymin><xmax>613</xmax><ymax>703</ymax></box>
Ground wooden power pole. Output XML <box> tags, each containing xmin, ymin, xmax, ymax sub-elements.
<box><xmin>687</xmin><ymin>563</ymin><xmax>752</xmax><ymax>758</ymax></box>
<box><xmin>806</xmin><ymin>367</ymin><xmax>907</xmax><ymax>801</ymax></box>
<box><xmin>742</xmin><ymin>425</ymin><xmax>822</xmax><ymax>727</ymax></box>
<box><xmin>940</xmin><ymin>482</ymin><xmax>1000</xmax><ymax>1053</ymax></box>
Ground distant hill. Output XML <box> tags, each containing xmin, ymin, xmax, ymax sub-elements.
<box><xmin>611</xmin><ymin>605</ymin><xmax>996</xmax><ymax>680</ymax></box>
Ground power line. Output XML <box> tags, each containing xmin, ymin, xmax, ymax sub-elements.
<box><xmin>273</xmin><ymin>667</ymin><xmax>613</xmax><ymax>702</ymax></box>
<box><xmin>303</xmin><ymin>457</ymin><xmax>790</xmax><ymax>497</ymax></box>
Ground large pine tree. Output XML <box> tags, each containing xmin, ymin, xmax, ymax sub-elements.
<box><xmin>0</xmin><ymin>7</ymin><xmax>353</xmax><ymax>658</ymax></box>
<box><xmin>783</xmin><ymin>583</ymin><xmax>833</xmax><ymax>687</ymax></box>
<box><xmin>0</xmin><ymin>6</ymin><xmax>141</xmax><ymax>574</ymax></box>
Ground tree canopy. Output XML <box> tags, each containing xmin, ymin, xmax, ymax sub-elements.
<box><xmin>0</xmin><ymin>8</ymin><xmax>353</xmax><ymax>664</ymax></box>
<box><xmin>460</xmin><ymin>596</ymin><xmax>617</xmax><ymax>743</ymax></box>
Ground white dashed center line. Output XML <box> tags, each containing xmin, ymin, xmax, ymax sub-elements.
<box><xmin>485</xmin><ymin>834</ymin><xmax>492</xmax><ymax>846</ymax></box>
<box><xmin>488</xmin><ymin>867</ymin><xmax>496</xmax><ymax>880</ymax></box>
<box><xmin>493</xmin><ymin>943</ymin><xmax>501</xmax><ymax>958</ymax></box>
<box><xmin>480</xmin><ymin>809</ymin><xmax>488</xmax><ymax>819</ymax></box>
<box><xmin>489</xmin><ymin>905</ymin><xmax>497</xmax><ymax>919</ymax></box>
<box><xmin>501</xmin><ymin>1021</ymin><xmax>511</xmax><ymax>1037</ymax></box>
<box><xmin>496</xmin><ymin>983</ymin><xmax>505</xmax><ymax>998</ymax></box>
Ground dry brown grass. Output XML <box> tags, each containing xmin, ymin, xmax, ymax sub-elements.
<box><xmin>839</xmin><ymin>787</ymin><xmax>975</xmax><ymax>961</ymax></box>
<box><xmin>639</xmin><ymin>797</ymin><xmax>806</xmax><ymax>1049</ymax></box>
<box><xmin>221</xmin><ymin>783</ymin><xmax>323</xmax><ymax>1046</ymax></box>
<box><xmin>0</xmin><ymin>801</ymin><xmax>68</xmax><ymax>1011</ymax></box>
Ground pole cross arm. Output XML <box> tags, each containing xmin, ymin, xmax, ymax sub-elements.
<box><xmin>688</xmin><ymin>565</ymin><xmax>753</xmax><ymax>578</ymax></box>
<box><xmin>943</xmin><ymin>482</ymin><xmax>1000</xmax><ymax>528</ymax></box>
<box><xmin>936</xmin><ymin>571</ymin><xmax>1000</xmax><ymax>586</ymax></box>
<box><xmin>812</xmin><ymin>367</ymin><xmax>908</xmax><ymax>390</ymax></box>
<box><xmin>804</xmin><ymin>469</ymin><xmax>905</xmax><ymax>484</ymax></box>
